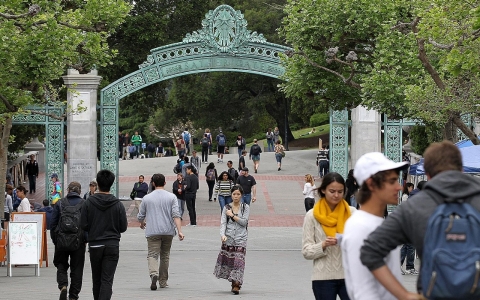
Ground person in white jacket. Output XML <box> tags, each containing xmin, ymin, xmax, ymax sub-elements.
<box><xmin>341</xmin><ymin>152</ymin><xmax>421</xmax><ymax>300</ymax></box>
<box><xmin>16</xmin><ymin>186</ymin><xmax>31</xmax><ymax>212</ymax></box>
<box><xmin>302</xmin><ymin>174</ymin><xmax>316</xmax><ymax>212</ymax></box>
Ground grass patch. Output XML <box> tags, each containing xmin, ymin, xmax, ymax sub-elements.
<box><xmin>292</xmin><ymin>124</ymin><xmax>330</xmax><ymax>139</ymax></box>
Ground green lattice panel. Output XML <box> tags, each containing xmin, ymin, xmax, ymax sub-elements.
<box><xmin>329</xmin><ymin>109</ymin><xmax>349</xmax><ymax>179</ymax></box>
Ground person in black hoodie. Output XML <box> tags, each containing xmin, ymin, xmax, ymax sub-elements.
<box><xmin>81</xmin><ymin>169</ymin><xmax>127</xmax><ymax>300</ymax></box>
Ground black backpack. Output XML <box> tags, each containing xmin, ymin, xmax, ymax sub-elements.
<box><xmin>173</xmin><ymin>162</ymin><xmax>182</xmax><ymax>174</ymax></box>
<box><xmin>201</xmin><ymin>137</ymin><xmax>209</xmax><ymax>147</ymax></box>
<box><xmin>251</xmin><ymin>144</ymin><xmax>261</xmax><ymax>156</ymax></box>
<box><xmin>55</xmin><ymin>198</ymin><xmax>84</xmax><ymax>251</ymax></box>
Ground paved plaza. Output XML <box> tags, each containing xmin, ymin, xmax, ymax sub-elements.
<box><xmin>1</xmin><ymin>150</ymin><xmax>418</xmax><ymax>299</ymax></box>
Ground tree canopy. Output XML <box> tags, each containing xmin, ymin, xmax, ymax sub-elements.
<box><xmin>281</xmin><ymin>0</ymin><xmax>480</xmax><ymax>144</ymax></box>
<box><xmin>0</xmin><ymin>0</ymin><xmax>131</xmax><ymax>209</ymax></box>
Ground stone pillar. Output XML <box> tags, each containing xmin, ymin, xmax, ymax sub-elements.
<box><xmin>63</xmin><ymin>69</ymin><xmax>101</xmax><ymax>193</ymax></box>
<box><xmin>24</xmin><ymin>137</ymin><xmax>46</xmax><ymax>173</ymax></box>
<box><xmin>475</xmin><ymin>117</ymin><xmax>480</xmax><ymax>136</ymax></box>
<box><xmin>350</xmin><ymin>106</ymin><xmax>381</xmax><ymax>167</ymax></box>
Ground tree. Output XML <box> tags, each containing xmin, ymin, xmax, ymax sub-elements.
<box><xmin>0</xmin><ymin>0</ymin><xmax>130</xmax><ymax>211</ymax></box>
<box><xmin>281</xmin><ymin>0</ymin><xmax>480</xmax><ymax>144</ymax></box>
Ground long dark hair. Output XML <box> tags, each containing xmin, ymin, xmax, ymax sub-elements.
<box><xmin>318</xmin><ymin>172</ymin><xmax>346</xmax><ymax>198</ymax></box>
<box><xmin>403</xmin><ymin>182</ymin><xmax>414</xmax><ymax>196</ymax></box>
<box><xmin>218</xmin><ymin>171</ymin><xmax>230</xmax><ymax>181</ymax></box>
<box><xmin>206</xmin><ymin>162</ymin><xmax>215</xmax><ymax>170</ymax></box>
<box><xmin>231</xmin><ymin>185</ymin><xmax>244</xmax><ymax>195</ymax></box>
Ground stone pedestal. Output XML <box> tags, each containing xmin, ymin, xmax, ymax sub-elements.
<box><xmin>63</xmin><ymin>69</ymin><xmax>101</xmax><ymax>193</ymax></box>
<box><xmin>351</xmin><ymin>106</ymin><xmax>381</xmax><ymax>167</ymax></box>
<box><xmin>24</xmin><ymin>137</ymin><xmax>46</xmax><ymax>173</ymax></box>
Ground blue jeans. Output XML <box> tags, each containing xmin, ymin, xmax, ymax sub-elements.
<box><xmin>218</xmin><ymin>195</ymin><xmax>232</xmax><ymax>213</ymax></box>
<box><xmin>319</xmin><ymin>160</ymin><xmax>329</xmax><ymax>178</ymax></box>
<box><xmin>241</xmin><ymin>194</ymin><xmax>252</xmax><ymax>205</ymax></box>
<box><xmin>267</xmin><ymin>139</ymin><xmax>274</xmax><ymax>152</ymax></box>
<box><xmin>177</xmin><ymin>198</ymin><xmax>185</xmax><ymax>218</ymax></box>
<box><xmin>312</xmin><ymin>279</ymin><xmax>350</xmax><ymax>300</ymax></box>
<box><xmin>135</xmin><ymin>145</ymin><xmax>141</xmax><ymax>157</ymax></box>
<box><xmin>400</xmin><ymin>243</ymin><xmax>415</xmax><ymax>270</ymax></box>
<box><xmin>237</xmin><ymin>148</ymin><xmax>243</xmax><ymax>158</ymax></box>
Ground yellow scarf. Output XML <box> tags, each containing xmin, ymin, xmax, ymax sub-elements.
<box><xmin>313</xmin><ymin>198</ymin><xmax>351</xmax><ymax>237</ymax></box>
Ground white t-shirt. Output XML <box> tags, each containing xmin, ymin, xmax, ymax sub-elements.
<box><xmin>341</xmin><ymin>210</ymin><xmax>402</xmax><ymax>300</ymax></box>
<box><xmin>18</xmin><ymin>198</ymin><xmax>31</xmax><ymax>212</ymax></box>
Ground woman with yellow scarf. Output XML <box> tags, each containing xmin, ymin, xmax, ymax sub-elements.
<box><xmin>302</xmin><ymin>172</ymin><xmax>356</xmax><ymax>300</ymax></box>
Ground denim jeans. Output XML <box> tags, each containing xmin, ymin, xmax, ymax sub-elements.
<box><xmin>400</xmin><ymin>243</ymin><xmax>415</xmax><ymax>270</ymax></box>
<box><xmin>319</xmin><ymin>160</ymin><xmax>329</xmax><ymax>178</ymax></box>
<box><xmin>267</xmin><ymin>139</ymin><xmax>274</xmax><ymax>152</ymax></box>
<box><xmin>89</xmin><ymin>245</ymin><xmax>119</xmax><ymax>300</ymax></box>
<box><xmin>218</xmin><ymin>195</ymin><xmax>232</xmax><ymax>213</ymax></box>
<box><xmin>54</xmin><ymin>244</ymin><xmax>86</xmax><ymax>300</ymax></box>
<box><xmin>312</xmin><ymin>279</ymin><xmax>350</xmax><ymax>300</ymax></box>
<box><xmin>177</xmin><ymin>198</ymin><xmax>185</xmax><ymax>218</ymax></box>
<box><xmin>237</xmin><ymin>148</ymin><xmax>243</xmax><ymax>158</ymax></box>
<box><xmin>242</xmin><ymin>193</ymin><xmax>252</xmax><ymax>205</ymax></box>
<box><xmin>147</xmin><ymin>235</ymin><xmax>173</xmax><ymax>286</ymax></box>
<box><xmin>135</xmin><ymin>145</ymin><xmax>141</xmax><ymax>157</ymax></box>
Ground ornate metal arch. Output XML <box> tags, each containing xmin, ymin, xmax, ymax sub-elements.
<box><xmin>12</xmin><ymin>106</ymin><xmax>65</xmax><ymax>200</ymax></box>
<box><xmin>100</xmin><ymin>4</ymin><xmax>292</xmax><ymax>195</ymax></box>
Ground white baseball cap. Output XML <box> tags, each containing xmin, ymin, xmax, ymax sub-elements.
<box><xmin>354</xmin><ymin>152</ymin><xmax>408</xmax><ymax>186</ymax></box>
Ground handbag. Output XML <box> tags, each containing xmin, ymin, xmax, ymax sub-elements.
<box><xmin>130</xmin><ymin>183</ymin><xmax>138</xmax><ymax>200</ymax></box>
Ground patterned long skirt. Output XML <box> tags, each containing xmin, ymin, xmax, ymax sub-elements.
<box><xmin>213</xmin><ymin>242</ymin><xmax>247</xmax><ymax>285</ymax></box>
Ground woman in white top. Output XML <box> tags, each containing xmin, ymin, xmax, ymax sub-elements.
<box><xmin>401</xmin><ymin>182</ymin><xmax>414</xmax><ymax>202</ymax></box>
<box><xmin>16</xmin><ymin>186</ymin><xmax>31</xmax><ymax>212</ymax></box>
<box><xmin>303</xmin><ymin>174</ymin><xmax>316</xmax><ymax>212</ymax></box>
<box><xmin>302</xmin><ymin>172</ymin><xmax>356</xmax><ymax>300</ymax></box>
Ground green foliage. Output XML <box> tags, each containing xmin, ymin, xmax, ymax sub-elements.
<box><xmin>309</xmin><ymin>113</ymin><xmax>329</xmax><ymax>127</ymax></box>
<box><xmin>410</xmin><ymin>124</ymin><xmax>443</xmax><ymax>156</ymax></box>
<box><xmin>280</xmin><ymin>0</ymin><xmax>480</xmax><ymax>140</ymax></box>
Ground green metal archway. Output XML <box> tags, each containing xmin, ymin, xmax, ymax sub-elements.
<box><xmin>100</xmin><ymin>4</ymin><xmax>292</xmax><ymax>194</ymax></box>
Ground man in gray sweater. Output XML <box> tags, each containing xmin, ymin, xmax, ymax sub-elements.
<box><xmin>138</xmin><ymin>173</ymin><xmax>185</xmax><ymax>290</ymax></box>
<box><xmin>360</xmin><ymin>141</ymin><xmax>480</xmax><ymax>298</ymax></box>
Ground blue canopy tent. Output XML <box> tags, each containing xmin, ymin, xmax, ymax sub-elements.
<box><xmin>455</xmin><ymin>136</ymin><xmax>480</xmax><ymax>148</ymax></box>
<box><xmin>409</xmin><ymin>145</ymin><xmax>480</xmax><ymax>175</ymax></box>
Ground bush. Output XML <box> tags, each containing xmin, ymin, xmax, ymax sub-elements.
<box><xmin>410</xmin><ymin>124</ymin><xmax>443</xmax><ymax>155</ymax></box>
<box><xmin>310</xmin><ymin>113</ymin><xmax>329</xmax><ymax>127</ymax></box>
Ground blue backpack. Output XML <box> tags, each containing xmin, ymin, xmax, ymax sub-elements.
<box><xmin>218</xmin><ymin>135</ymin><xmax>226</xmax><ymax>146</ymax></box>
<box><xmin>421</xmin><ymin>196</ymin><xmax>480</xmax><ymax>300</ymax></box>
<box><xmin>183</xmin><ymin>132</ymin><xmax>190</xmax><ymax>143</ymax></box>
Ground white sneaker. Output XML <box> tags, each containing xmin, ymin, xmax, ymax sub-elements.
<box><xmin>406</xmin><ymin>269</ymin><xmax>419</xmax><ymax>275</ymax></box>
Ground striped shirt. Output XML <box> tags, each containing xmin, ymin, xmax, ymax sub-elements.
<box><xmin>213</xmin><ymin>180</ymin><xmax>234</xmax><ymax>198</ymax></box>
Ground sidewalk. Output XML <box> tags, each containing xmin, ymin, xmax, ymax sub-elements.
<box><xmin>2</xmin><ymin>150</ymin><xmax>418</xmax><ymax>299</ymax></box>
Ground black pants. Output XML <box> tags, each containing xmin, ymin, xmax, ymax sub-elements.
<box><xmin>89</xmin><ymin>245</ymin><xmax>120</xmax><ymax>300</ymax></box>
<box><xmin>28</xmin><ymin>174</ymin><xmax>36</xmax><ymax>193</ymax></box>
<box><xmin>400</xmin><ymin>243</ymin><xmax>415</xmax><ymax>269</ymax></box>
<box><xmin>206</xmin><ymin>180</ymin><xmax>215</xmax><ymax>200</ymax></box>
<box><xmin>53</xmin><ymin>244</ymin><xmax>86</xmax><ymax>300</ymax></box>
<box><xmin>185</xmin><ymin>193</ymin><xmax>197</xmax><ymax>225</ymax></box>
<box><xmin>2</xmin><ymin>212</ymin><xmax>10</xmax><ymax>229</ymax></box>
<box><xmin>304</xmin><ymin>198</ymin><xmax>315</xmax><ymax>212</ymax></box>
<box><xmin>201</xmin><ymin>146</ymin><xmax>209</xmax><ymax>162</ymax></box>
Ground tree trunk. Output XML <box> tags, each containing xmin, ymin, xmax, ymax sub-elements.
<box><xmin>443</xmin><ymin>118</ymin><xmax>455</xmax><ymax>142</ymax></box>
<box><xmin>0</xmin><ymin>117</ymin><xmax>13</xmax><ymax>221</ymax></box>
<box><xmin>452</xmin><ymin>114</ymin><xmax>480</xmax><ymax>145</ymax></box>
<box><xmin>264</xmin><ymin>95</ymin><xmax>295</xmax><ymax>145</ymax></box>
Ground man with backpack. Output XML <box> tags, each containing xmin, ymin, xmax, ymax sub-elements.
<box><xmin>200</xmin><ymin>133</ymin><xmax>210</xmax><ymax>163</ymax></box>
<box><xmin>360</xmin><ymin>141</ymin><xmax>480</xmax><ymax>300</ymax></box>
<box><xmin>227</xmin><ymin>160</ymin><xmax>238</xmax><ymax>182</ymax></box>
<box><xmin>249</xmin><ymin>139</ymin><xmax>262</xmax><ymax>173</ymax></box>
<box><xmin>216</xmin><ymin>130</ymin><xmax>227</xmax><ymax>163</ymax></box>
<box><xmin>50</xmin><ymin>181</ymin><xmax>86</xmax><ymax>300</ymax></box>
<box><xmin>182</xmin><ymin>128</ymin><xmax>191</xmax><ymax>155</ymax></box>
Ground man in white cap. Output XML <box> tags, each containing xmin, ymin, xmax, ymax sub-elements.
<box><xmin>341</xmin><ymin>152</ymin><xmax>422</xmax><ymax>300</ymax></box>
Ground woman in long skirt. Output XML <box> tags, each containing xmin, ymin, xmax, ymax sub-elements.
<box><xmin>213</xmin><ymin>185</ymin><xmax>250</xmax><ymax>294</ymax></box>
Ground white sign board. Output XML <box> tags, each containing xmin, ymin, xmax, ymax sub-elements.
<box><xmin>8</xmin><ymin>222</ymin><xmax>39</xmax><ymax>276</ymax></box>
<box><xmin>12</xmin><ymin>212</ymin><xmax>45</xmax><ymax>261</ymax></box>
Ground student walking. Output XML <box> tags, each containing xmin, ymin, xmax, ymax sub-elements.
<box><xmin>200</xmin><ymin>134</ymin><xmax>210</xmax><ymax>163</ymax></box>
<box><xmin>302</xmin><ymin>172</ymin><xmax>356</xmax><ymax>300</ymax></box>
<box><xmin>205</xmin><ymin>163</ymin><xmax>218</xmax><ymax>202</ymax></box>
<box><xmin>213</xmin><ymin>185</ymin><xmax>250</xmax><ymax>295</ymax></box>
<box><xmin>341</xmin><ymin>153</ymin><xmax>408</xmax><ymax>300</ymax></box>
<box><xmin>213</xmin><ymin>171</ymin><xmax>234</xmax><ymax>213</ymax></box>
<box><xmin>303</xmin><ymin>174</ymin><xmax>316</xmax><ymax>212</ymax></box>
<box><xmin>274</xmin><ymin>140</ymin><xmax>285</xmax><ymax>171</ymax></box>
<box><xmin>137</xmin><ymin>173</ymin><xmax>184</xmax><ymax>290</ymax></box>
<box><xmin>249</xmin><ymin>139</ymin><xmax>262</xmax><ymax>173</ymax></box>
<box><xmin>172</xmin><ymin>174</ymin><xmax>186</xmax><ymax>220</ymax></box>
<box><xmin>359</xmin><ymin>141</ymin><xmax>476</xmax><ymax>299</ymax></box>
<box><xmin>81</xmin><ymin>170</ymin><xmax>128</xmax><ymax>300</ymax></box>
<box><xmin>51</xmin><ymin>182</ymin><xmax>86</xmax><ymax>300</ymax></box>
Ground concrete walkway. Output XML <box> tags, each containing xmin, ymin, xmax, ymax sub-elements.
<box><xmin>1</xmin><ymin>150</ymin><xmax>418</xmax><ymax>299</ymax></box>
